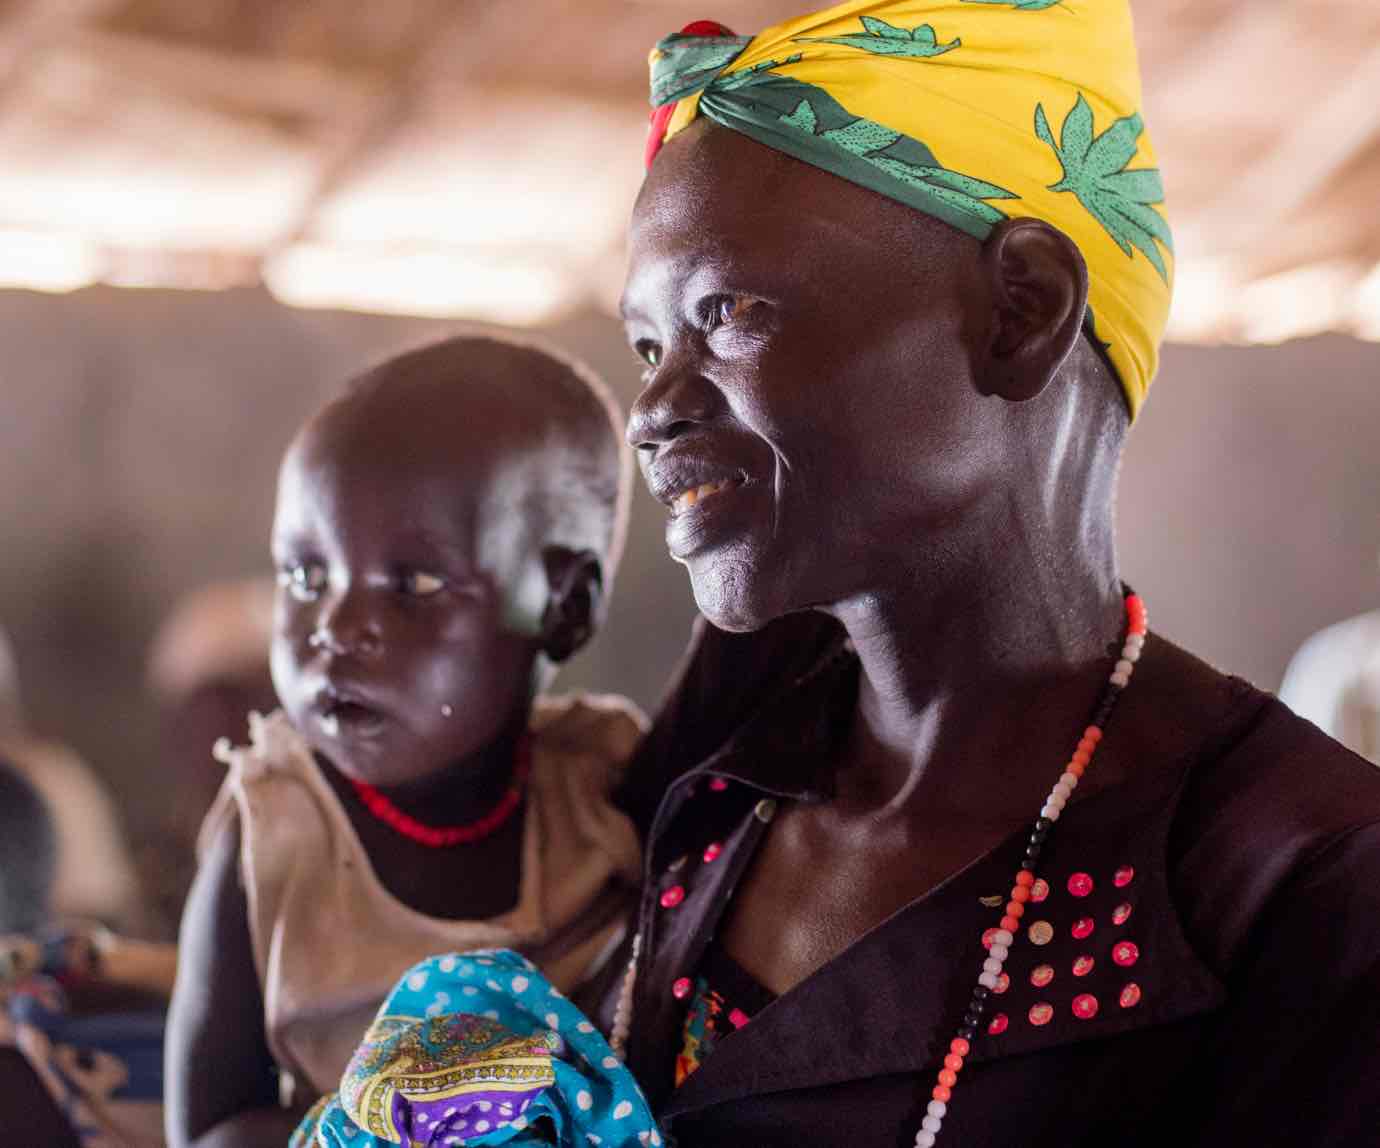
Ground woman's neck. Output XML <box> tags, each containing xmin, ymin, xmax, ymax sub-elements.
<box><xmin>826</xmin><ymin>521</ymin><xmax>1124</xmax><ymax>825</ymax></box>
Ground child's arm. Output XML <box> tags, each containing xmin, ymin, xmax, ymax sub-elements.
<box><xmin>164</xmin><ymin>814</ymin><xmax>303</xmax><ymax>1147</ymax></box>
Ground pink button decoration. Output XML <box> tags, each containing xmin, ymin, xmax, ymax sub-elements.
<box><xmin>1072</xmin><ymin>993</ymin><xmax>1100</xmax><ymax>1020</ymax></box>
<box><xmin>1071</xmin><ymin>917</ymin><xmax>1096</xmax><ymax>940</ymax></box>
<box><xmin>1113</xmin><ymin>941</ymin><xmax>1140</xmax><ymax>968</ymax></box>
<box><xmin>1067</xmin><ymin>872</ymin><xmax>1094</xmax><ymax>897</ymax></box>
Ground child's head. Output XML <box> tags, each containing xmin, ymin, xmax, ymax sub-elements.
<box><xmin>269</xmin><ymin>333</ymin><xmax>629</xmax><ymax>788</ymax></box>
<box><xmin>0</xmin><ymin>759</ymin><xmax>56</xmax><ymax>934</ymax></box>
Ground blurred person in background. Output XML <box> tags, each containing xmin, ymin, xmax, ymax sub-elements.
<box><xmin>0</xmin><ymin>625</ymin><xmax>143</xmax><ymax>932</ymax></box>
<box><xmin>1</xmin><ymin>758</ymin><xmax>170</xmax><ymax>1147</ymax></box>
<box><xmin>144</xmin><ymin>576</ymin><xmax>279</xmax><ymax>932</ymax></box>
<box><xmin>1280</xmin><ymin>553</ymin><xmax>1380</xmax><ymax>764</ymax></box>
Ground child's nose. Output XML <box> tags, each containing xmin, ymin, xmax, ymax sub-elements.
<box><xmin>310</xmin><ymin>591</ymin><xmax>383</xmax><ymax>659</ymax></box>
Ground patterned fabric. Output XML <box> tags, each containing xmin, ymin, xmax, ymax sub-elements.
<box><xmin>294</xmin><ymin>949</ymin><xmax>661</xmax><ymax>1148</ymax></box>
<box><xmin>675</xmin><ymin>943</ymin><xmax>774</xmax><ymax>1087</ymax></box>
<box><xmin>645</xmin><ymin>1</ymin><xmax>1171</xmax><ymax>418</ymax></box>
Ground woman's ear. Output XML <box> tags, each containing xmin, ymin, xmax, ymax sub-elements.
<box><xmin>977</xmin><ymin>217</ymin><xmax>1089</xmax><ymax>403</ymax></box>
<box><xmin>538</xmin><ymin>546</ymin><xmax>604</xmax><ymax>664</ymax></box>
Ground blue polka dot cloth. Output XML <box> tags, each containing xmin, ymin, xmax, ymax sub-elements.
<box><xmin>294</xmin><ymin>949</ymin><xmax>662</xmax><ymax>1148</ymax></box>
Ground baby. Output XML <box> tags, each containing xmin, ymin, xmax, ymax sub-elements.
<box><xmin>165</xmin><ymin>335</ymin><xmax>644</xmax><ymax>1147</ymax></box>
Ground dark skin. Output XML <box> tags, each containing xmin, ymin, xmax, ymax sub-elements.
<box><xmin>165</xmin><ymin>361</ymin><xmax>608</xmax><ymax>1148</ymax></box>
<box><xmin>622</xmin><ymin>121</ymin><xmax>1214</xmax><ymax>999</ymax></box>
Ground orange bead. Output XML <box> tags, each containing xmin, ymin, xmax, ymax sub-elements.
<box><xmin>1010</xmin><ymin>885</ymin><xmax>1031</xmax><ymax>904</ymax></box>
<box><xmin>943</xmin><ymin>1053</ymin><xmax>964</xmax><ymax>1072</ymax></box>
<box><xmin>1000</xmin><ymin>914</ymin><xmax>1020</xmax><ymax>932</ymax></box>
<box><xmin>1006</xmin><ymin>900</ymin><xmax>1026</xmax><ymax>919</ymax></box>
<box><xmin>933</xmin><ymin>1085</ymin><xmax>952</xmax><ymax>1103</ymax></box>
<box><xmin>1068</xmin><ymin>761</ymin><xmax>1086</xmax><ymax>779</ymax></box>
<box><xmin>950</xmin><ymin>1037</ymin><xmax>971</xmax><ymax>1057</ymax></box>
<box><xmin>1072</xmin><ymin>749</ymin><xmax>1092</xmax><ymax>767</ymax></box>
<box><xmin>1084</xmin><ymin>726</ymin><xmax>1103</xmax><ymax>743</ymax></box>
<box><xmin>1016</xmin><ymin>871</ymin><xmax>1035</xmax><ymax>888</ymax></box>
<box><xmin>1076</xmin><ymin>736</ymin><xmax>1096</xmax><ymax>755</ymax></box>
<box><xmin>938</xmin><ymin>1069</ymin><xmax>958</xmax><ymax>1087</ymax></box>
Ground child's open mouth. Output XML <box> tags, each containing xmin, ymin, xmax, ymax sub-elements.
<box><xmin>317</xmin><ymin>693</ymin><xmax>386</xmax><ymax>739</ymax></box>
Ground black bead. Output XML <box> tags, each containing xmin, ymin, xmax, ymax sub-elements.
<box><xmin>1020</xmin><ymin>859</ymin><xmax>1037</xmax><ymax>871</ymax></box>
<box><xmin>958</xmin><ymin>1023</ymin><xmax>977</xmax><ymax>1041</ymax></box>
<box><xmin>971</xmin><ymin>985</ymin><xmax>990</xmax><ymax>1002</ymax></box>
<box><xmin>1031</xmin><ymin>825</ymin><xmax>1049</xmax><ymax>843</ymax></box>
<box><xmin>1024</xmin><ymin>844</ymin><xmax>1042</xmax><ymax>860</ymax></box>
<box><xmin>1034</xmin><ymin>818</ymin><xmax>1052</xmax><ymax>833</ymax></box>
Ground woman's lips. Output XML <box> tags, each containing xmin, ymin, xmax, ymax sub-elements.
<box><xmin>669</xmin><ymin>477</ymin><xmax>741</xmax><ymax>517</ymax></box>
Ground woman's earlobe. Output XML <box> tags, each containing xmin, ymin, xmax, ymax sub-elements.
<box><xmin>978</xmin><ymin>218</ymin><xmax>1089</xmax><ymax>403</ymax></box>
<box><xmin>538</xmin><ymin>547</ymin><xmax>604</xmax><ymax>664</ymax></box>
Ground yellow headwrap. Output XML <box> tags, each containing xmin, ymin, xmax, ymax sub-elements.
<box><xmin>646</xmin><ymin>1</ymin><xmax>1171</xmax><ymax>418</ymax></box>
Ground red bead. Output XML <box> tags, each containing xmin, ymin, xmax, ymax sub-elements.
<box><xmin>672</xmin><ymin>977</ymin><xmax>692</xmax><ymax>1000</ymax></box>
<box><xmin>993</xmin><ymin>972</ymin><xmax>1010</xmax><ymax>995</ymax></box>
<box><xmin>1113</xmin><ymin>941</ymin><xmax>1140</xmax><ymax>968</ymax></box>
<box><xmin>1010</xmin><ymin>885</ymin><xmax>1031</xmax><ymax>904</ymax></box>
<box><xmin>987</xmin><ymin>1013</ymin><xmax>1009</xmax><ymax>1036</ymax></box>
<box><xmin>1072</xmin><ymin>917</ymin><xmax>1096</xmax><ymax>940</ymax></box>
<box><xmin>933</xmin><ymin>1084</ymin><xmax>953</xmax><ymax>1102</ymax></box>
<box><xmin>702</xmin><ymin>842</ymin><xmax>722</xmax><ymax>863</ymax></box>
<box><xmin>728</xmin><ymin>1008</ymin><xmax>750</xmax><ymax>1029</ymax></box>
<box><xmin>1072</xmin><ymin>993</ymin><xmax>1100</xmax><ymax>1020</ymax></box>
<box><xmin>1005</xmin><ymin>900</ymin><xmax>1026</xmax><ymax>919</ymax></box>
<box><xmin>950</xmin><ymin>1037</ymin><xmax>971</xmax><ymax>1057</ymax></box>
<box><xmin>1120</xmin><ymin>983</ymin><xmax>1142</xmax><ymax>1009</ymax></box>
<box><xmin>1030</xmin><ymin>879</ymin><xmax>1050</xmax><ymax>903</ymax></box>
<box><xmin>1000</xmin><ymin>914</ymin><xmax>1020</xmax><ymax>933</ymax></box>
<box><xmin>1067</xmin><ymin>872</ymin><xmax>1094</xmax><ymax>898</ymax></box>
<box><xmin>1083</xmin><ymin>725</ymin><xmax>1104</xmax><ymax>743</ymax></box>
<box><xmin>708</xmin><ymin>777</ymin><xmax>729</xmax><ymax>792</ymax></box>
<box><xmin>1114</xmin><ymin>865</ymin><xmax>1135</xmax><ymax>888</ymax></box>
<box><xmin>1076</xmin><ymin>736</ymin><xmax>1097</xmax><ymax>755</ymax></box>
<box><xmin>660</xmin><ymin>885</ymin><xmax>686</xmax><ymax>909</ymax></box>
<box><xmin>1015</xmin><ymin>871</ymin><xmax>1035</xmax><ymax>888</ymax></box>
<box><xmin>943</xmin><ymin>1053</ymin><xmax>964</xmax><ymax>1072</ymax></box>
<box><xmin>938</xmin><ymin>1069</ymin><xmax>958</xmax><ymax>1087</ymax></box>
<box><xmin>1071</xmin><ymin>749</ymin><xmax>1092</xmax><ymax>768</ymax></box>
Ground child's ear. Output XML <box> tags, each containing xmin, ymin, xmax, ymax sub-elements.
<box><xmin>538</xmin><ymin>546</ymin><xmax>604</xmax><ymax>664</ymax></box>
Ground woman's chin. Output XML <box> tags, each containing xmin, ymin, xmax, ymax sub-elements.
<box><xmin>689</xmin><ymin>567</ymin><xmax>787</xmax><ymax>634</ymax></box>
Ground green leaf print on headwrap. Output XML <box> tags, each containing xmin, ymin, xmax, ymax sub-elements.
<box><xmin>961</xmin><ymin>0</ymin><xmax>1064</xmax><ymax>10</ymax></box>
<box><xmin>703</xmin><ymin>65</ymin><xmax>1016</xmax><ymax>237</ymax></box>
<box><xmin>796</xmin><ymin>16</ymin><xmax>961</xmax><ymax>58</ymax></box>
<box><xmin>1035</xmin><ymin>93</ymin><xmax>1173</xmax><ymax>283</ymax></box>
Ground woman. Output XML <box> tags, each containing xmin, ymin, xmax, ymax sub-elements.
<box><xmin>605</xmin><ymin>3</ymin><xmax>1380</xmax><ymax>1145</ymax></box>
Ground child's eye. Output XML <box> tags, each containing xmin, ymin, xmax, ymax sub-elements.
<box><xmin>401</xmin><ymin>570</ymin><xmax>446</xmax><ymax>597</ymax></box>
<box><xmin>712</xmin><ymin>295</ymin><xmax>758</xmax><ymax>328</ymax></box>
<box><xmin>278</xmin><ymin>562</ymin><xmax>326</xmax><ymax>602</ymax></box>
<box><xmin>634</xmin><ymin>340</ymin><xmax>661</xmax><ymax>368</ymax></box>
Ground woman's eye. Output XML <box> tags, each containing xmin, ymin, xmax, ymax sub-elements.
<box><xmin>279</xmin><ymin>563</ymin><xmax>326</xmax><ymax>602</ymax></box>
<box><xmin>714</xmin><ymin>295</ymin><xmax>758</xmax><ymax>327</ymax></box>
<box><xmin>634</xmin><ymin>340</ymin><xmax>661</xmax><ymax>368</ymax></box>
<box><xmin>401</xmin><ymin>570</ymin><xmax>446</xmax><ymax>597</ymax></box>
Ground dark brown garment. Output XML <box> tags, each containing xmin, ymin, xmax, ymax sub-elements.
<box><xmin>609</xmin><ymin>617</ymin><xmax>1380</xmax><ymax>1147</ymax></box>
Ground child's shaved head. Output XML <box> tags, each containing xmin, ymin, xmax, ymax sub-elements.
<box><xmin>341</xmin><ymin>334</ymin><xmax>630</xmax><ymax>588</ymax></box>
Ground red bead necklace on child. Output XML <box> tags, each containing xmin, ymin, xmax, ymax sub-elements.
<box><xmin>610</xmin><ymin>589</ymin><xmax>1148</xmax><ymax>1148</ymax></box>
<box><xmin>349</xmin><ymin>734</ymin><xmax>533</xmax><ymax>848</ymax></box>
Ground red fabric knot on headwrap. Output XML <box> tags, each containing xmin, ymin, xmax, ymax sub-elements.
<box><xmin>645</xmin><ymin>21</ymin><xmax>737</xmax><ymax>169</ymax></box>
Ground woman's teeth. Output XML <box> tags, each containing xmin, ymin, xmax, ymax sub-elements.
<box><xmin>672</xmin><ymin>480</ymin><xmax>732</xmax><ymax>516</ymax></box>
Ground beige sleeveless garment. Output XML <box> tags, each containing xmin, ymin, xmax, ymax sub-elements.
<box><xmin>200</xmin><ymin>693</ymin><xmax>644</xmax><ymax>1097</ymax></box>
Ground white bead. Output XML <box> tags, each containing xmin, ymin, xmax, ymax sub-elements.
<box><xmin>1115</xmin><ymin>659</ymin><xmax>1134</xmax><ymax>676</ymax></box>
<box><xmin>1048</xmin><ymin>792</ymin><xmax>1067</xmax><ymax>810</ymax></box>
<box><xmin>993</xmin><ymin>929</ymin><xmax>1014</xmax><ymax>947</ymax></box>
<box><xmin>928</xmin><ymin>1101</ymin><xmax>947</xmax><ymax>1119</ymax></box>
<box><xmin>989</xmin><ymin>943</ymin><xmax>1010</xmax><ymax>961</ymax></box>
<box><xmin>1053</xmin><ymin>781</ymin><xmax>1074</xmax><ymax>801</ymax></box>
<box><xmin>915</xmin><ymin>1131</ymin><xmax>937</xmax><ymax>1148</ymax></box>
<box><xmin>1110</xmin><ymin>671</ymin><xmax>1130</xmax><ymax>687</ymax></box>
<box><xmin>922</xmin><ymin>1115</ymin><xmax>943</xmax><ymax>1133</ymax></box>
<box><xmin>1041</xmin><ymin>803</ymin><xmax>1061</xmax><ymax>821</ymax></box>
<box><xmin>1059</xmin><ymin>772</ymin><xmax>1079</xmax><ymax>789</ymax></box>
<box><xmin>1121</xmin><ymin>644</ymin><xmax>1141</xmax><ymax>662</ymax></box>
<box><xmin>978</xmin><ymin>970</ymin><xmax>998</xmax><ymax>989</ymax></box>
<box><xmin>983</xmin><ymin>957</ymin><xmax>1003</xmax><ymax>975</ymax></box>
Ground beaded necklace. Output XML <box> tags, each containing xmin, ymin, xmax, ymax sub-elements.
<box><xmin>348</xmin><ymin>735</ymin><xmax>532</xmax><ymax>848</ymax></box>
<box><xmin>610</xmin><ymin>589</ymin><xmax>1147</xmax><ymax>1148</ymax></box>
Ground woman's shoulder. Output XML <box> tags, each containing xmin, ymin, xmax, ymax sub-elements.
<box><xmin>531</xmin><ymin>692</ymin><xmax>648</xmax><ymax>768</ymax></box>
<box><xmin>1145</xmin><ymin>635</ymin><xmax>1380</xmax><ymax>973</ymax></box>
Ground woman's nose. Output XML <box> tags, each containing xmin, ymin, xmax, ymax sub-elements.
<box><xmin>626</xmin><ymin>351</ymin><xmax>723</xmax><ymax>453</ymax></box>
